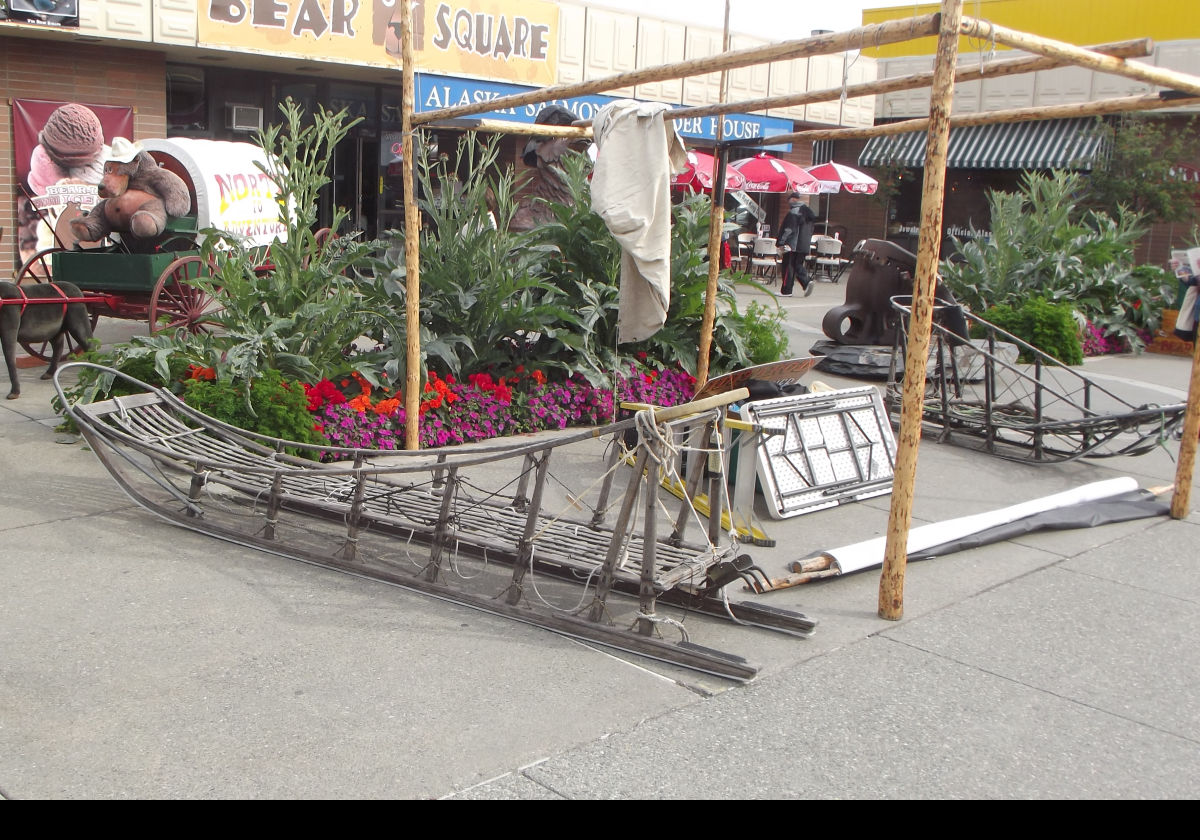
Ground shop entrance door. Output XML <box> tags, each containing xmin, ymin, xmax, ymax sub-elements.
<box><xmin>331</xmin><ymin>133</ymin><xmax>380</xmax><ymax>238</ymax></box>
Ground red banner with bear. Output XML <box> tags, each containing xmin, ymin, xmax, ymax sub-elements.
<box><xmin>12</xmin><ymin>99</ymin><xmax>134</xmax><ymax>267</ymax></box>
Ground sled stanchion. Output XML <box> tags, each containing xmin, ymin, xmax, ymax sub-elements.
<box><xmin>507</xmin><ymin>451</ymin><xmax>552</xmax><ymax>606</ymax></box>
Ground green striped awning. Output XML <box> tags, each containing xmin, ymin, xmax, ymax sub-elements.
<box><xmin>858</xmin><ymin>118</ymin><xmax>1108</xmax><ymax>170</ymax></box>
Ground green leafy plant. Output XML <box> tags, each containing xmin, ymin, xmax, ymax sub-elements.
<box><xmin>366</xmin><ymin>140</ymin><xmax>767</xmax><ymax>391</ymax></box>
<box><xmin>978</xmin><ymin>297</ymin><xmax>1083</xmax><ymax>366</ymax></box>
<box><xmin>1082</xmin><ymin>114</ymin><xmax>1200</xmax><ymax>225</ymax></box>
<box><xmin>738</xmin><ymin>300</ymin><xmax>792</xmax><ymax>365</ymax></box>
<box><xmin>940</xmin><ymin>170</ymin><xmax>1173</xmax><ymax>354</ymax></box>
<box><xmin>182</xmin><ymin>368</ymin><xmax>326</xmax><ymax>456</ymax></box>
<box><xmin>361</xmin><ymin>133</ymin><xmax>565</xmax><ymax>386</ymax></box>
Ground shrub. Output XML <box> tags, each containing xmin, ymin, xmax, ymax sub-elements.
<box><xmin>738</xmin><ymin>301</ymin><xmax>792</xmax><ymax>365</ymax></box>
<box><xmin>182</xmin><ymin>368</ymin><xmax>327</xmax><ymax>455</ymax></box>
<box><xmin>979</xmin><ymin>297</ymin><xmax>1083</xmax><ymax>366</ymax></box>
<box><xmin>940</xmin><ymin>170</ymin><xmax>1172</xmax><ymax>354</ymax></box>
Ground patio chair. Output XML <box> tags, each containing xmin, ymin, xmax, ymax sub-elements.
<box><xmin>751</xmin><ymin>237</ymin><xmax>780</xmax><ymax>284</ymax></box>
<box><xmin>736</xmin><ymin>233</ymin><xmax>757</xmax><ymax>272</ymax></box>
<box><xmin>814</xmin><ymin>236</ymin><xmax>850</xmax><ymax>283</ymax></box>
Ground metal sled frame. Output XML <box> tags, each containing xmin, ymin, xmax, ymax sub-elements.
<box><xmin>58</xmin><ymin>363</ymin><xmax>815</xmax><ymax>682</ymax></box>
<box><xmin>885</xmin><ymin>297</ymin><xmax>1186</xmax><ymax>463</ymax></box>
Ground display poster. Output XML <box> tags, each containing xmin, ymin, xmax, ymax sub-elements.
<box><xmin>12</xmin><ymin>98</ymin><xmax>134</xmax><ymax>267</ymax></box>
<box><xmin>0</xmin><ymin>0</ymin><xmax>80</xmax><ymax>28</ymax></box>
<box><xmin>200</xmin><ymin>0</ymin><xmax>558</xmax><ymax>86</ymax></box>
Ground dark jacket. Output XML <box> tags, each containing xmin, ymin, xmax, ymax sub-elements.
<box><xmin>777</xmin><ymin>204</ymin><xmax>817</xmax><ymax>254</ymax></box>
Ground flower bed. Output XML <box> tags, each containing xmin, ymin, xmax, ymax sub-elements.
<box><xmin>306</xmin><ymin>364</ymin><xmax>697</xmax><ymax>457</ymax></box>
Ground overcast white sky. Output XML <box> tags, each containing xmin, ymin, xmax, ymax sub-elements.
<box><xmin>580</xmin><ymin>0</ymin><xmax>930</xmax><ymax>42</ymax></box>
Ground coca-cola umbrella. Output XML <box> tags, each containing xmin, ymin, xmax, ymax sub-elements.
<box><xmin>804</xmin><ymin>160</ymin><xmax>879</xmax><ymax>234</ymax></box>
<box><xmin>672</xmin><ymin>150</ymin><xmax>746</xmax><ymax>192</ymax></box>
<box><xmin>804</xmin><ymin>160</ymin><xmax>879</xmax><ymax>195</ymax></box>
<box><xmin>729</xmin><ymin>153</ymin><xmax>823</xmax><ymax>194</ymax></box>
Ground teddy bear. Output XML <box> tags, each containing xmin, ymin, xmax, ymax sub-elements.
<box><xmin>69</xmin><ymin>137</ymin><xmax>191</xmax><ymax>248</ymax></box>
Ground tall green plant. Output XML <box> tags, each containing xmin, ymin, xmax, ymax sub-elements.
<box><xmin>361</xmin><ymin>134</ymin><xmax>566</xmax><ymax>385</ymax></box>
<box><xmin>1082</xmin><ymin>114</ymin><xmax>1200</xmax><ymax>224</ymax></box>
<box><xmin>82</xmin><ymin>100</ymin><xmax>387</xmax><ymax>397</ymax></box>
<box><xmin>940</xmin><ymin>170</ymin><xmax>1172</xmax><ymax>352</ymax></box>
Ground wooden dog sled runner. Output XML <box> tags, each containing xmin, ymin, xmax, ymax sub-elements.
<box><xmin>886</xmin><ymin>297</ymin><xmax>1187</xmax><ymax>462</ymax></box>
<box><xmin>58</xmin><ymin>363</ymin><xmax>815</xmax><ymax>682</ymax></box>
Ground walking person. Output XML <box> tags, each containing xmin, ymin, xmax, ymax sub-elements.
<box><xmin>777</xmin><ymin>191</ymin><xmax>817</xmax><ymax>296</ymax></box>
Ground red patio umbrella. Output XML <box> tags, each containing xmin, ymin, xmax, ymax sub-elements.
<box><xmin>804</xmin><ymin>161</ymin><xmax>879</xmax><ymax>195</ymax></box>
<box><xmin>729</xmin><ymin>153</ymin><xmax>823</xmax><ymax>194</ymax></box>
<box><xmin>672</xmin><ymin>150</ymin><xmax>746</xmax><ymax>192</ymax></box>
<box><xmin>804</xmin><ymin>160</ymin><xmax>879</xmax><ymax>234</ymax></box>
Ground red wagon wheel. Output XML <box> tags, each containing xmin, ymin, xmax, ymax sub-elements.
<box><xmin>149</xmin><ymin>256</ymin><xmax>223</xmax><ymax>335</ymax></box>
<box><xmin>14</xmin><ymin>246</ymin><xmax>99</xmax><ymax>363</ymax></box>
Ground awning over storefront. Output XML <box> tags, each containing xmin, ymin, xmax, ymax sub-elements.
<box><xmin>858</xmin><ymin>117</ymin><xmax>1108</xmax><ymax>170</ymax></box>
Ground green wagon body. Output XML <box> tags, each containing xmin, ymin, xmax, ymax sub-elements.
<box><xmin>51</xmin><ymin>249</ymin><xmax>197</xmax><ymax>295</ymax></box>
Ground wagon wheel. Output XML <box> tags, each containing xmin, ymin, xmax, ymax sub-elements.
<box><xmin>149</xmin><ymin>256</ymin><xmax>223</xmax><ymax>335</ymax></box>
<box><xmin>14</xmin><ymin>247</ymin><xmax>63</xmax><ymax>285</ymax></box>
<box><xmin>301</xmin><ymin>227</ymin><xmax>334</xmax><ymax>269</ymax></box>
<box><xmin>14</xmin><ymin>246</ymin><xmax>99</xmax><ymax>363</ymax></box>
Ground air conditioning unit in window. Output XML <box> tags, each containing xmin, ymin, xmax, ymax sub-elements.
<box><xmin>226</xmin><ymin>104</ymin><xmax>263</xmax><ymax>132</ymax></box>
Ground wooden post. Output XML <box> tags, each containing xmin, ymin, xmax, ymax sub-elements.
<box><xmin>399</xmin><ymin>2</ymin><xmax>421</xmax><ymax>450</ymax></box>
<box><xmin>878</xmin><ymin>0</ymin><xmax>963</xmax><ymax>622</ymax></box>
<box><xmin>1171</xmin><ymin>330</ymin><xmax>1200</xmax><ymax>518</ymax></box>
<box><xmin>698</xmin><ymin>2</ymin><xmax>732</xmax><ymax>392</ymax></box>
<box><xmin>698</xmin><ymin>146</ymin><xmax>730</xmax><ymax>392</ymax></box>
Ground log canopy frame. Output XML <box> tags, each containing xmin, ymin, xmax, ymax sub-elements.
<box><xmin>395</xmin><ymin>0</ymin><xmax>1200</xmax><ymax>616</ymax></box>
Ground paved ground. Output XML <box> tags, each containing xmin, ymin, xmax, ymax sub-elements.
<box><xmin>1</xmin><ymin>281</ymin><xmax>1198</xmax><ymax>799</ymax></box>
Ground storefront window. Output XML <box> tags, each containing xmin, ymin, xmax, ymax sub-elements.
<box><xmin>167</xmin><ymin>65</ymin><xmax>207</xmax><ymax>136</ymax></box>
<box><xmin>275</xmin><ymin>82</ymin><xmax>318</xmax><ymax>124</ymax></box>
<box><xmin>329</xmin><ymin>83</ymin><xmax>377</xmax><ymax>133</ymax></box>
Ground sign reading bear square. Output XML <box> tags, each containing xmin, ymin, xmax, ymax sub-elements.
<box><xmin>199</xmin><ymin>0</ymin><xmax>559</xmax><ymax>86</ymax></box>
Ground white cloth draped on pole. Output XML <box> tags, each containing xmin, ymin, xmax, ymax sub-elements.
<box><xmin>590</xmin><ymin>100</ymin><xmax>687</xmax><ymax>344</ymax></box>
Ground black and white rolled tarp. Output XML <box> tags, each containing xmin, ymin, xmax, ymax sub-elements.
<box><xmin>817</xmin><ymin>477</ymin><xmax>1167</xmax><ymax>574</ymax></box>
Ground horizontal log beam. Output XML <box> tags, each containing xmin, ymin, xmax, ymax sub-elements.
<box><xmin>762</xmin><ymin>91</ymin><xmax>1200</xmax><ymax>145</ymax></box>
<box><xmin>674</xmin><ymin>37</ymin><xmax>1153</xmax><ymax>122</ymax></box>
<box><xmin>411</xmin><ymin>14</ymin><xmax>940</xmax><ymax>125</ymax></box>
<box><xmin>960</xmin><ymin>15</ymin><xmax>1200</xmax><ymax>97</ymax></box>
<box><xmin>421</xmin><ymin>118</ymin><xmax>593</xmax><ymax>138</ymax></box>
<box><xmin>428</xmin><ymin>37</ymin><xmax>1152</xmax><ymax>146</ymax></box>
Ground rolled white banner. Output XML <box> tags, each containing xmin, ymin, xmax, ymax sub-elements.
<box><xmin>827</xmin><ymin>477</ymin><xmax>1140</xmax><ymax>574</ymax></box>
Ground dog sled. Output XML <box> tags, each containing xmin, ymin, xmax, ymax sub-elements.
<box><xmin>56</xmin><ymin>363</ymin><xmax>816</xmax><ymax>682</ymax></box>
<box><xmin>886</xmin><ymin>296</ymin><xmax>1187</xmax><ymax>462</ymax></box>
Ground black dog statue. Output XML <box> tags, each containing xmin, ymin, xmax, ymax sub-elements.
<box><xmin>822</xmin><ymin>239</ymin><xmax>969</xmax><ymax>346</ymax></box>
<box><xmin>1</xmin><ymin>281</ymin><xmax>94</xmax><ymax>400</ymax></box>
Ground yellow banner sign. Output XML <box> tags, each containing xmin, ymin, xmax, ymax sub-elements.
<box><xmin>199</xmin><ymin>0</ymin><xmax>558</xmax><ymax>86</ymax></box>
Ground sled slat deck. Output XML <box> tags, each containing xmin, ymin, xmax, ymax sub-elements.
<box><xmin>80</xmin><ymin>394</ymin><xmax>716</xmax><ymax>592</ymax></box>
<box><xmin>66</xmin><ymin>365</ymin><xmax>814</xmax><ymax>681</ymax></box>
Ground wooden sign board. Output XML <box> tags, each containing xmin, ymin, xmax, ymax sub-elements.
<box><xmin>693</xmin><ymin>357</ymin><xmax>820</xmax><ymax>402</ymax></box>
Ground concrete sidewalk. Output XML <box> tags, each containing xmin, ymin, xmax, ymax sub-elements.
<box><xmin>2</xmin><ymin>295</ymin><xmax>1198</xmax><ymax>799</ymax></box>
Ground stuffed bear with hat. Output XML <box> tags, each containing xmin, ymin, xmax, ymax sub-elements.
<box><xmin>69</xmin><ymin>137</ymin><xmax>191</xmax><ymax>247</ymax></box>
